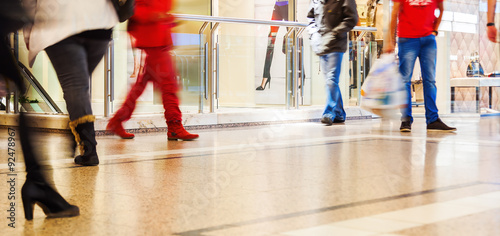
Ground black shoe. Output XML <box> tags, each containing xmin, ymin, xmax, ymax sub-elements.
<box><xmin>333</xmin><ymin>118</ymin><xmax>345</xmax><ymax>124</ymax></box>
<box><xmin>321</xmin><ymin>116</ymin><xmax>333</xmax><ymax>126</ymax></box>
<box><xmin>427</xmin><ymin>118</ymin><xmax>456</xmax><ymax>132</ymax></box>
<box><xmin>400</xmin><ymin>121</ymin><xmax>412</xmax><ymax>132</ymax></box>
<box><xmin>22</xmin><ymin>179</ymin><xmax>80</xmax><ymax>220</ymax></box>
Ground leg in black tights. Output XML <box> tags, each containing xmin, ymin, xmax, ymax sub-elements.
<box><xmin>0</xmin><ymin>37</ymin><xmax>79</xmax><ymax>220</ymax></box>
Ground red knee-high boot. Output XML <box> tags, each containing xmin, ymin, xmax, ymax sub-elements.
<box><xmin>107</xmin><ymin>116</ymin><xmax>135</xmax><ymax>139</ymax></box>
<box><xmin>167</xmin><ymin>120</ymin><xmax>199</xmax><ymax>141</ymax></box>
<box><xmin>106</xmin><ymin>73</ymin><xmax>149</xmax><ymax>139</ymax></box>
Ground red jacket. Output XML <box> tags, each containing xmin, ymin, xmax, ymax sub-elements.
<box><xmin>128</xmin><ymin>0</ymin><xmax>173</xmax><ymax>48</ymax></box>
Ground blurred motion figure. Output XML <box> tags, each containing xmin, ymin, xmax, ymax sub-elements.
<box><xmin>24</xmin><ymin>0</ymin><xmax>119</xmax><ymax>165</ymax></box>
<box><xmin>107</xmin><ymin>0</ymin><xmax>199</xmax><ymax>141</ymax></box>
<box><xmin>307</xmin><ymin>0</ymin><xmax>359</xmax><ymax>125</ymax></box>
<box><xmin>1</xmin><ymin>0</ymin><xmax>79</xmax><ymax>220</ymax></box>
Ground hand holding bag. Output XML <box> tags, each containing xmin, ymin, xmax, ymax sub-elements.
<box><xmin>360</xmin><ymin>54</ymin><xmax>407</xmax><ymax>118</ymax></box>
<box><xmin>111</xmin><ymin>0</ymin><xmax>135</xmax><ymax>22</ymax></box>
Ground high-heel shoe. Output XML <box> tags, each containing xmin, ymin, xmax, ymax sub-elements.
<box><xmin>21</xmin><ymin>179</ymin><xmax>80</xmax><ymax>220</ymax></box>
<box><xmin>256</xmin><ymin>77</ymin><xmax>271</xmax><ymax>90</ymax></box>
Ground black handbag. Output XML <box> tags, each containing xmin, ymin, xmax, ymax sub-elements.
<box><xmin>111</xmin><ymin>0</ymin><xmax>135</xmax><ymax>23</ymax></box>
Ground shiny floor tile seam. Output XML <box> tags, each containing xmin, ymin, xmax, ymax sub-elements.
<box><xmin>281</xmin><ymin>190</ymin><xmax>500</xmax><ymax>236</ymax></box>
<box><xmin>0</xmin><ymin>134</ymin><xmax>457</xmax><ymax>175</ymax></box>
<box><xmin>0</xmin><ymin>133</ymin><xmax>382</xmax><ymax>171</ymax></box>
<box><xmin>0</xmin><ymin>137</ymin><xmax>378</xmax><ymax>176</ymax></box>
<box><xmin>1</xmin><ymin>132</ymin><xmax>498</xmax><ymax>172</ymax></box>
<box><xmin>172</xmin><ymin>181</ymin><xmax>487</xmax><ymax>236</ymax></box>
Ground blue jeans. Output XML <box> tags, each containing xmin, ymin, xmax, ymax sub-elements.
<box><xmin>320</xmin><ymin>52</ymin><xmax>345</xmax><ymax>121</ymax></box>
<box><xmin>398</xmin><ymin>35</ymin><xmax>439</xmax><ymax>124</ymax></box>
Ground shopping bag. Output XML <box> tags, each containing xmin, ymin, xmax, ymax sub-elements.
<box><xmin>360</xmin><ymin>53</ymin><xmax>407</xmax><ymax>117</ymax></box>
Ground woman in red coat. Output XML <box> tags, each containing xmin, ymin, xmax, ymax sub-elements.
<box><xmin>107</xmin><ymin>0</ymin><xmax>198</xmax><ymax>140</ymax></box>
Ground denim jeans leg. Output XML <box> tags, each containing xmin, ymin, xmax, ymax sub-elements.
<box><xmin>320</xmin><ymin>52</ymin><xmax>345</xmax><ymax>120</ymax></box>
<box><xmin>398</xmin><ymin>37</ymin><xmax>420</xmax><ymax>123</ymax></box>
<box><xmin>45</xmin><ymin>36</ymin><xmax>110</xmax><ymax>121</ymax></box>
<box><xmin>419</xmin><ymin>35</ymin><xmax>439</xmax><ymax>124</ymax></box>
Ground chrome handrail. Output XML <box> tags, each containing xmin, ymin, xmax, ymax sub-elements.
<box><xmin>173</xmin><ymin>14</ymin><xmax>377</xmax><ymax>32</ymax></box>
<box><xmin>174</xmin><ymin>14</ymin><xmax>307</xmax><ymax>27</ymax></box>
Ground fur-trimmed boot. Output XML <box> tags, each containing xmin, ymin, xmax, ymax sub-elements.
<box><xmin>69</xmin><ymin>115</ymin><xmax>99</xmax><ymax>166</ymax></box>
<box><xmin>167</xmin><ymin>120</ymin><xmax>199</xmax><ymax>141</ymax></box>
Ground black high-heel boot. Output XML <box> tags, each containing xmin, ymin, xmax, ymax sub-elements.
<box><xmin>256</xmin><ymin>77</ymin><xmax>271</xmax><ymax>90</ymax></box>
<box><xmin>22</xmin><ymin>179</ymin><xmax>79</xmax><ymax>220</ymax></box>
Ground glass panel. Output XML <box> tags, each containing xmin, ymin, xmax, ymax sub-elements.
<box><xmin>17</xmin><ymin>62</ymin><xmax>63</xmax><ymax>113</ymax></box>
<box><xmin>210</xmin><ymin>0</ymin><xmax>314</xmax><ymax>111</ymax></box>
<box><xmin>14</xmin><ymin>33</ymin><xmax>68</xmax><ymax>114</ymax></box>
<box><xmin>297</xmin><ymin>0</ymin><xmax>319</xmax><ymax>109</ymax></box>
<box><xmin>175</xmin><ymin>0</ymin><xmax>211</xmax><ymax>114</ymax></box>
<box><xmin>216</xmin><ymin>23</ymin><xmax>287</xmax><ymax>110</ymax></box>
<box><xmin>172</xmin><ymin>21</ymin><xmax>209</xmax><ymax>113</ymax></box>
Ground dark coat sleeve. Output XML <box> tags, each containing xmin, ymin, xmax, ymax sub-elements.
<box><xmin>332</xmin><ymin>0</ymin><xmax>358</xmax><ymax>35</ymax></box>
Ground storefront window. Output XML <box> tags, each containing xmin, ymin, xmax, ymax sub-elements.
<box><xmin>8</xmin><ymin>0</ymin><xmax>499</xmax><ymax>117</ymax></box>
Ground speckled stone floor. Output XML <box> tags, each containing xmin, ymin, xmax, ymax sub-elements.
<box><xmin>1</xmin><ymin>116</ymin><xmax>500</xmax><ymax>235</ymax></box>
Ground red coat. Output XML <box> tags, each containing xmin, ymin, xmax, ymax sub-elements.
<box><xmin>128</xmin><ymin>0</ymin><xmax>173</xmax><ymax>48</ymax></box>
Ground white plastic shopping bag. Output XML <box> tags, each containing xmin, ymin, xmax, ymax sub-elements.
<box><xmin>360</xmin><ymin>54</ymin><xmax>407</xmax><ymax>118</ymax></box>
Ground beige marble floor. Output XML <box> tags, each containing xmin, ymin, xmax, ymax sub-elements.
<box><xmin>0</xmin><ymin>116</ymin><xmax>500</xmax><ymax>235</ymax></box>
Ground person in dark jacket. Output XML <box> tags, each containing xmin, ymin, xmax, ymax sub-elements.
<box><xmin>307</xmin><ymin>0</ymin><xmax>358</xmax><ymax>125</ymax></box>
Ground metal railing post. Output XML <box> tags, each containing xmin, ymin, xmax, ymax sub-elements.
<box><xmin>284</xmin><ymin>28</ymin><xmax>293</xmax><ymax>110</ymax></box>
<box><xmin>209</xmin><ymin>23</ymin><xmax>220</xmax><ymax>113</ymax></box>
<box><xmin>104</xmin><ymin>39</ymin><xmax>114</xmax><ymax>117</ymax></box>
<box><xmin>296</xmin><ymin>28</ymin><xmax>305</xmax><ymax>108</ymax></box>
<box><xmin>199</xmin><ymin>22</ymin><xmax>209</xmax><ymax>113</ymax></box>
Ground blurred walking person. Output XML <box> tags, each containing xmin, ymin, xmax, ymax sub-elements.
<box><xmin>1</xmin><ymin>0</ymin><xmax>79</xmax><ymax>220</ymax></box>
<box><xmin>306</xmin><ymin>0</ymin><xmax>358</xmax><ymax>125</ymax></box>
<box><xmin>107</xmin><ymin>0</ymin><xmax>199</xmax><ymax>141</ymax></box>
<box><xmin>24</xmin><ymin>0</ymin><xmax>119</xmax><ymax>165</ymax></box>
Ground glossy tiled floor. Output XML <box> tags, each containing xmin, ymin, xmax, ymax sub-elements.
<box><xmin>1</xmin><ymin>117</ymin><xmax>500</xmax><ymax>235</ymax></box>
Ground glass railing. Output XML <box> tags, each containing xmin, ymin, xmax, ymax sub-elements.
<box><xmin>154</xmin><ymin>14</ymin><xmax>378</xmax><ymax>114</ymax></box>
<box><xmin>3</xmin><ymin>16</ymin><xmax>378</xmax><ymax>118</ymax></box>
<box><xmin>1</xmin><ymin>34</ymin><xmax>63</xmax><ymax>114</ymax></box>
